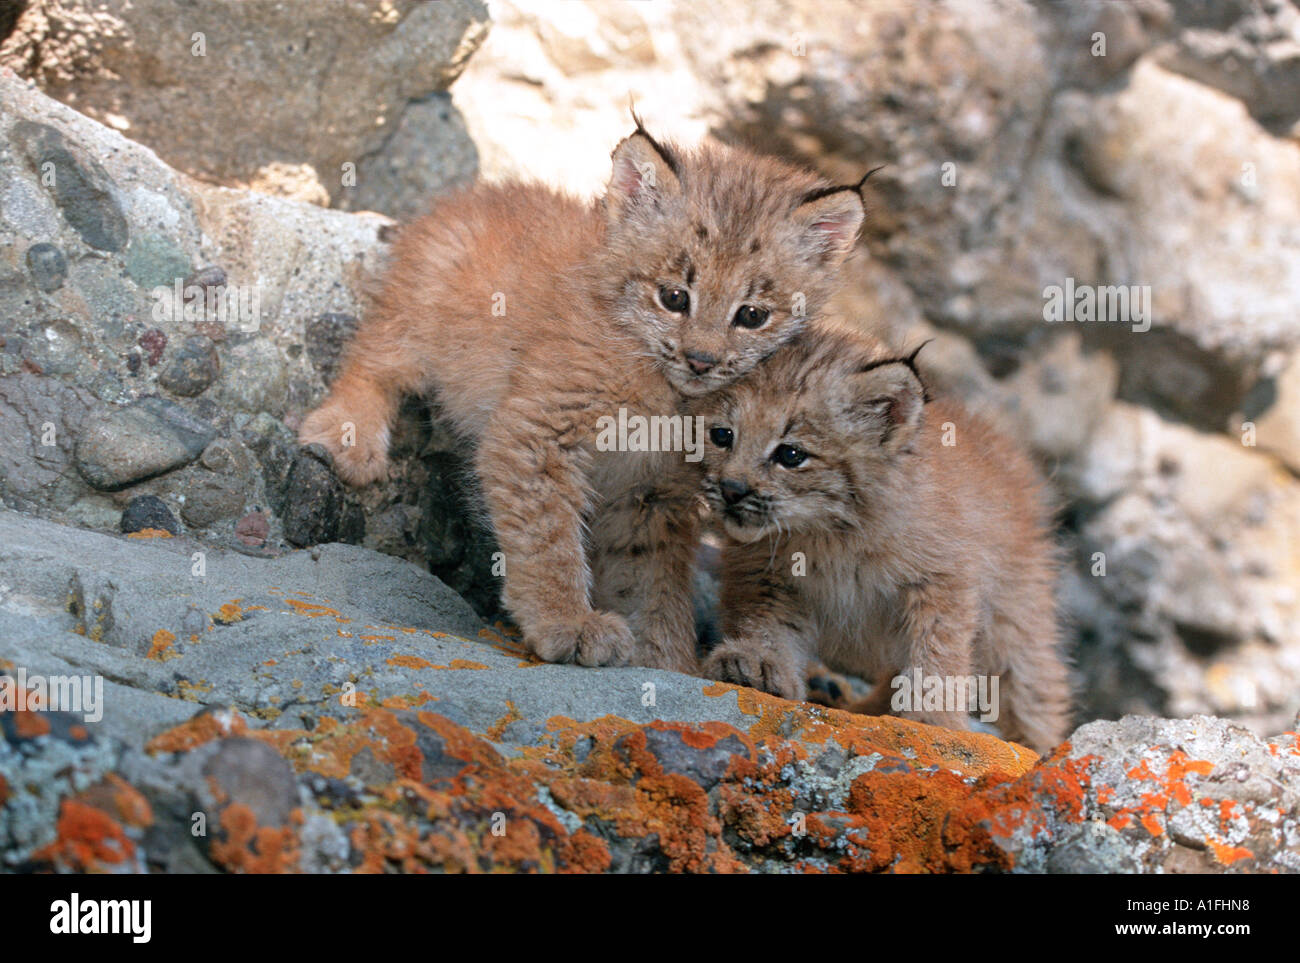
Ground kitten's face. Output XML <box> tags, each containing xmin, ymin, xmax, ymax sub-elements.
<box><xmin>698</xmin><ymin>331</ymin><xmax>926</xmax><ymax>542</ymax></box>
<box><xmin>599</xmin><ymin>130</ymin><xmax>865</xmax><ymax>397</ymax></box>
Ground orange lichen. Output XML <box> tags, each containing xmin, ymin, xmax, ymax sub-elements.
<box><xmin>284</xmin><ymin>599</ymin><xmax>342</xmax><ymax>618</ymax></box>
<box><xmin>1209</xmin><ymin>840</ymin><xmax>1253</xmax><ymax>866</ymax></box>
<box><xmin>146</xmin><ymin>629</ymin><xmax>178</xmax><ymax>662</ymax></box>
<box><xmin>12</xmin><ymin>709</ymin><xmax>51</xmax><ymax>738</ymax></box>
<box><xmin>487</xmin><ymin>701</ymin><xmax>523</xmax><ymax>741</ymax></box>
<box><xmin>209</xmin><ymin>803</ymin><xmax>300</xmax><ymax>873</ymax></box>
<box><xmin>126</xmin><ymin>528</ymin><xmax>172</xmax><ymax>539</ymax></box>
<box><xmin>387</xmin><ymin>655</ymin><xmax>436</xmax><ymax>670</ymax></box>
<box><xmin>30</xmin><ymin>800</ymin><xmax>136</xmax><ymax>871</ymax></box>
<box><xmin>146</xmin><ymin>710</ymin><xmax>250</xmax><ymax>754</ymax></box>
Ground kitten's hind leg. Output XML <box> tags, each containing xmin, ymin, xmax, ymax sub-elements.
<box><xmin>891</xmin><ymin>578</ymin><xmax>980</xmax><ymax>734</ymax></box>
<box><xmin>985</xmin><ymin>608</ymin><xmax>1073</xmax><ymax>754</ymax></box>
<box><xmin>476</xmin><ymin>398</ymin><xmax>635</xmax><ymax>667</ymax></box>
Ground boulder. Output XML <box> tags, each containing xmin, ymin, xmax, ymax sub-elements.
<box><xmin>0</xmin><ymin>0</ymin><xmax>490</xmax><ymax>213</ymax></box>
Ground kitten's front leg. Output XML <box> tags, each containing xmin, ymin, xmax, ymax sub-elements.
<box><xmin>477</xmin><ymin>399</ymin><xmax>635</xmax><ymax>667</ymax></box>
<box><xmin>703</xmin><ymin>553</ymin><xmax>811</xmax><ymax>701</ymax></box>
<box><xmin>299</xmin><ymin>306</ymin><xmax>420</xmax><ymax>486</ymax></box>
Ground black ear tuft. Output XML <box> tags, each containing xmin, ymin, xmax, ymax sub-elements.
<box><xmin>858</xmin><ymin>344</ymin><xmax>931</xmax><ymax>404</ymax></box>
<box><xmin>628</xmin><ymin>105</ymin><xmax>682</xmax><ymax>180</ymax></box>
<box><xmin>797</xmin><ymin>165</ymin><xmax>884</xmax><ymax>208</ymax></box>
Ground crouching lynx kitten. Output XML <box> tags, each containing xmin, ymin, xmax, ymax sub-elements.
<box><xmin>299</xmin><ymin>121</ymin><xmax>866</xmax><ymax>673</ymax></box>
<box><xmin>696</xmin><ymin>323</ymin><xmax>1072</xmax><ymax>751</ymax></box>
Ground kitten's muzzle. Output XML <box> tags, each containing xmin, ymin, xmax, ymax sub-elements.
<box><xmin>719</xmin><ymin>478</ymin><xmax>752</xmax><ymax>506</ymax></box>
<box><xmin>684</xmin><ymin>350</ymin><xmax>719</xmax><ymax>374</ymax></box>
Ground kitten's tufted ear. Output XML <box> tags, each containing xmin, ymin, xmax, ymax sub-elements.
<box><xmin>849</xmin><ymin>358</ymin><xmax>926</xmax><ymax>450</ymax></box>
<box><xmin>792</xmin><ymin>186</ymin><xmax>866</xmax><ymax>267</ymax></box>
<box><xmin>606</xmin><ymin>126</ymin><xmax>683</xmax><ymax>223</ymax></box>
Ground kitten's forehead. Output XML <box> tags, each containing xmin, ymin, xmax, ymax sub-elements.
<box><xmin>723</xmin><ymin>329</ymin><xmax>892</xmax><ymax>432</ymax></box>
<box><xmin>682</xmin><ymin>144</ymin><xmax>829</xmax><ymax>248</ymax></box>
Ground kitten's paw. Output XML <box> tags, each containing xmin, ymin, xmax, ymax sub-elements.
<box><xmin>299</xmin><ymin>400</ymin><xmax>391</xmax><ymax>487</ymax></box>
<box><xmin>529</xmin><ymin>611</ymin><xmax>635</xmax><ymax>667</ymax></box>
<box><xmin>704</xmin><ymin>643</ymin><xmax>804</xmax><ymax>701</ymax></box>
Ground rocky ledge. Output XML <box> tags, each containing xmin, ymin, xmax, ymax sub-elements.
<box><xmin>2</xmin><ymin>509</ymin><xmax>1296</xmax><ymax>874</ymax></box>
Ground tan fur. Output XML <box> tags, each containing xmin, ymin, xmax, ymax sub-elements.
<box><xmin>299</xmin><ymin>129</ymin><xmax>865</xmax><ymax>672</ymax></box>
<box><xmin>695</xmin><ymin>323</ymin><xmax>1072</xmax><ymax>751</ymax></box>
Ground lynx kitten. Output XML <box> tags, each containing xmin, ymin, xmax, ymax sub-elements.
<box><xmin>696</xmin><ymin>324</ymin><xmax>1072</xmax><ymax>751</ymax></box>
<box><xmin>299</xmin><ymin>122</ymin><xmax>867</xmax><ymax>672</ymax></box>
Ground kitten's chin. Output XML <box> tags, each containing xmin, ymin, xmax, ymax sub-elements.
<box><xmin>722</xmin><ymin>517</ymin><xmax>773</xmax><ymax>543</ymax></box>
<box><xmin>666</xmin><ymin>369</ymin><xmax>719</xmax><ymax>397</ymax></box>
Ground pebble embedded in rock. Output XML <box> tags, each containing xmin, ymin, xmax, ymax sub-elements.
<box><xmin>235</xmin><ymin>511</ymin><xmax>270</xmax><ymax>546</ymax></box>
<box><xmin>75</xmin><ymin>396</ymin><xmax>217</xmax><ymax>490</ymax></box>
<box><xmin>138</xmin><ymin>328</ymin><xmax>167</xmax><ymax>366</ymax></box>
<box><xmin>120</xmin><ymin>494</ymin><xmax>181</xmax><ymax>535</ymax></box>
<box><xmin>11</xmin><ymin>121</ymin><xmax>129</xmax><ymax>253</ymax></box>
<box><xmin>158</xmin><ymin>334</ymin><xmax>220</xmax><ymax>397</ymax></box>
<box><xmin>24</xmin><ymin>242</ymin><xmax>67</xmax><ymax>292</ymax></box>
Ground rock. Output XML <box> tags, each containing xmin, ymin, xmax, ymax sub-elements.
<box><xmin>5</xmin><ymin>508</ymin><xmax>1298</xmax><ymax>873</ymax></box>
<box><xmin>215</xmin><ymin>341</ymin><xmax>287</xmax><ymax>414</ymax></box>
<box><xmin>304</xmin><ymin>313</ymin><xmax>359</xmax><ymax>386</ymax></box>
<box><xmin>340</xmin><ymin>92</ymin><xmax>479</xmax><ymax>221</ymax></box>
<box><xmin>1</xmin><ymin>0</ymin><xmax>490</xmax><ymax>213</ymax></box>
<box><xmin>1061</xmin><ymin>402</ymin><xmax>1300</xmax><ymax>729</ymax></box>
<box><xmin>1247</xmin><ymin>351</ymin><xmax>1300</xmax><ymax>475</ymax></box>
<box><xmin>24</xmin><ymin>242</ymin><xmax>67</xmax><ymax>292</ymax></box>
<box><xmin>1157</xmin><ymin>0</ymin><xmax>1300</xmax><ymax>135</ymax></box>
<box><xmin>120</xmin><ymin>494</ymin><xmax>180</xmax><ymax>536</ymax></box>
<box><xmin>0</xmin><ymin>371</ymin><xmax>99</xmax><ymax>515</ymax></box>
<box><xmin>278</xmin><ymin>447</ymin><xmax>364</xmax><ymax>549</ymax></box>
<box><xmin>75</xmin><ymin>396</ymin><xmax>216</xmax><ymax>490</ymax></box>
<box><xmin>158</xmin><ymin>334</ymin><xmax>220</xmax><ymax>397</ymax></box>
<box><xmin>173</xmin><ymin>439</ymin><xmax>257</xmax><ymax>529</ymax></box>
<box><xmin>199</xmin><ymin>737</ymin><xmax>298</xmax><ymax>829</ymax></box>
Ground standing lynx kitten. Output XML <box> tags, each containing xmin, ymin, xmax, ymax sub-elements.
<box><xmin>696</xmin><ymin>324</ymin><xmax>1071</xmax><ymax>751</ymax></box>
<box><xmin>299</xmin><ymin>122</ymin><xmax>866</xmax><ymax>672</ymax></box>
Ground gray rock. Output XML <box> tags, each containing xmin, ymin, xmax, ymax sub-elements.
<box><xmin>200</xmin><ymin>737</ymin><xmax>298</xmax><ymax>827</ymax></box>
<box><xmin>75</xmin><ymin>396</ymin><xmax>217</xmax><ymax>490</ymax></box>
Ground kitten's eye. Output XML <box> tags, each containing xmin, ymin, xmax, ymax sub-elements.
<box><xmin>772</xmin><ymin>443</ymin><xmax>808</xmax><ymax>468</ymax></box>
<box><xmin>733</xmin><ymin>305</ymin><xmax>770</xmax><ymax>329</ymax></box>
<box><xmin>659</xmin><ymin>286</ymin><xmax>690</xmax><ymax>313</ymax></box>
<box><xmin>709</xmin><ymin>426</ymin><xmax>734</xmax><ymax>449</ymax></box>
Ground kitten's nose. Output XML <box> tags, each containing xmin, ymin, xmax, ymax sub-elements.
<box><xmin>719</xmin><ymin>478</ymin><xmax>751</xmax><ymax>506</ymax></box>
<box><xmin>685</xmin><ymin>350</ymin><xmax>718</xmax><ymax>374</ymax></box>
